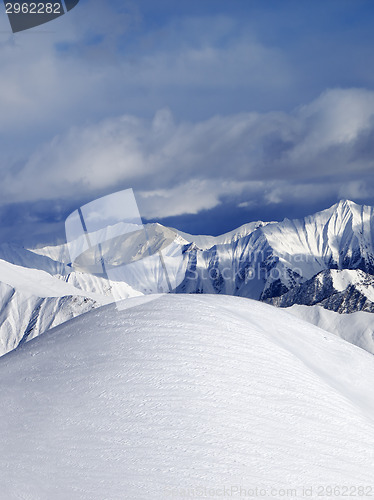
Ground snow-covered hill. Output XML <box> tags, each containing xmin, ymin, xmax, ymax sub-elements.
<box><xmin>1</xmin><ymin>295</ymin><xmax>374</xmax><ymax>499</ymax></box>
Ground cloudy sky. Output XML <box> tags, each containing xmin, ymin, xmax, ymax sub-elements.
<box><xmin>1</xmin><ymin>0</ymin><xmax>374</xmax><ymax>245</ymax></box>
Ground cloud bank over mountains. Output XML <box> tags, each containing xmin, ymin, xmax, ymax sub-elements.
<box><xmin>4</xmin><ymin>88</ymin><xmax>374</xmax><ymax>220</ymax></box>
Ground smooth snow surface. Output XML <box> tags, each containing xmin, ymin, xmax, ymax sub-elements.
<box><xmin>1</xmin><ymin>295</ymin><xmax>374</xmax><ymax>499</ymax></box>
<box><xmin>288</xmin><ymin>304</ymin><xmax>374</xmax><ymax>354</ymax></box>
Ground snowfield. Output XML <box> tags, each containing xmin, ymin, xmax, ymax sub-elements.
<box><xmin>288</xmin><ymin>304</ymin><xmax>374</xmax><ymax>355</ymax></box>
<box><xmin>1</xmin><ymin>294</ymin><xmax>374</xmax><ymax>499</ymax></box>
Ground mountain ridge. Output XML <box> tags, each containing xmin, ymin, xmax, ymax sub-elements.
<box><xmin>1</xmin><ymin>199</ymin><xmax>374</xmax><ymax>357</ymax></box>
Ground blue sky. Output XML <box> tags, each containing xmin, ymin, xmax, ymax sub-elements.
<box><xmin>1</xmin><ymin>0</ymin><xmax>374</xmax><ymax>244</ymax></box>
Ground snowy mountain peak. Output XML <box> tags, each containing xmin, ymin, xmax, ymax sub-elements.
<box><xmin>2</xmin><ymin>199</ymin><xmax>374</xmax><ymax>358</ymax></box>
<box><xmin>25</xmin><ymin>198</ymin><xmax>374</xmax><ymax>301</ymax></box>
<box><xmin>336</xmin><ymin>198</ymin><xmax>356</xmax><ymax>209</ymax></box>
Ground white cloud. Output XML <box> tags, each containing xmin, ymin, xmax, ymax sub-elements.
<box><xmin>137</xmin><ymin>179</ymin><xmax>257</xmax><ymax>218</ymax></box>
<box><xmin>2</xmin><ymin>88</ymin><xmax>374</xmax><ymax>218</ymax></box>
<box><xmin>289</xmin><ymin>88</ymin><xmax>374</xmax><ymax>164</ymax></box>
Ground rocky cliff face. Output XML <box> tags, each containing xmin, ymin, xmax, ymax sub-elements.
<box><xmin>266</xmin><ymin>269</ymin><xmax>374</xmax><ymax>313</ymax></box>
<box><xmin>175</xmin><ymin>200</ymin><xmax>374</xmax><ymax>312</ymax></box>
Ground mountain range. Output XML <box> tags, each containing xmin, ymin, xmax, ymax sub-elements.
<box><xmin>0</xmin><ymin>199</ymin><xmax>374</xmax><ymax>356</ymax></box>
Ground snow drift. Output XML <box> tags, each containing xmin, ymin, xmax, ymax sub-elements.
<box><xmin>1</xmin><ymin>294</ymin><xmax>374</xmax><ymax>499</ymax></box>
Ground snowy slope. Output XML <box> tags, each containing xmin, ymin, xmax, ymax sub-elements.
<box><xmin>262</xmin><ymin>199</ymin><xmax>374</xmax><ymax>276</ymax></box>
<box><xmin>0</xmin><ymin>259</ymin><xmax>108</xmax><ymax>300</ymax></box>
<box><xmin>1</xmin><ymin>295</ymin><xmax>374</xmax><ymax>500</ymax></box>
<box><xmin>0</xmin><ymin>242</ymin><xmax>66</xmax><ymax>274</ymax></box>
<box><xmin>31</xmin><ymin>241</ymin><xmax>71</xmax><ymax>264</ymax></box>
<box><xmin>32</xmin><ymin>221</ymin><xmax>271</xmax><ymax>258</ymax></box>
<box><xmin>0</xmin><ymin>281</ymin><xmax>99</xmax><ymax>355</ymax></box>
<box><xmin>0</xmin><ymin>259</ymin><xmax>141</xmax><ymax>356</ymax></box>
<box><xmin>61</xmin><ymin>271</ymin><xmax>142</xmax><ymax>301</ymax></box>
<box><xmin>173</xmin><ymin>220</ymin><xmax>274</xmax><ymax>249</ymax></box>
<box><xmin>288</xmin><ymin>304</ymin><xmax>374</xmax><ymax>355</ymax></box>
<box><xmin>31</xmin><ymin>222</ymin><xmax>189</xmax><ymax>263</ymax></box>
